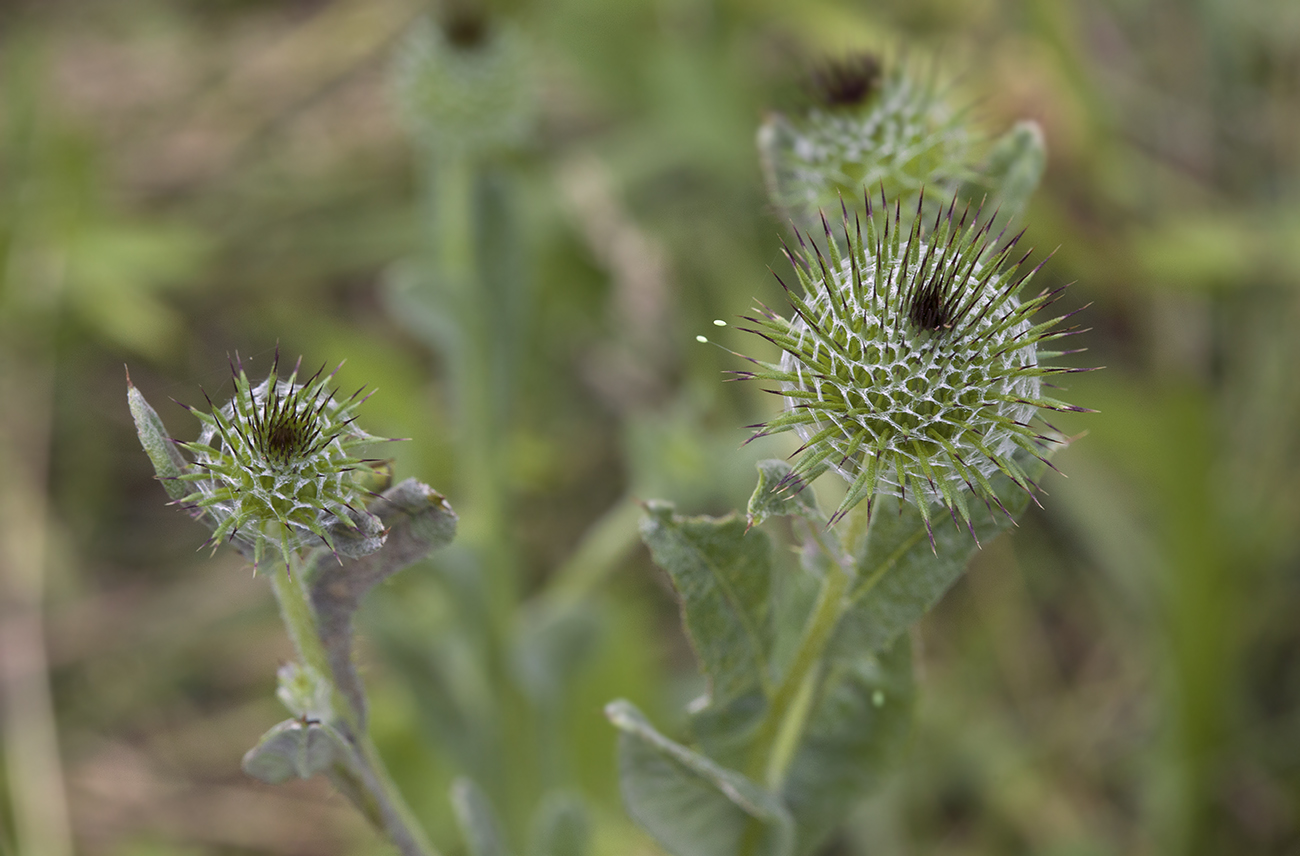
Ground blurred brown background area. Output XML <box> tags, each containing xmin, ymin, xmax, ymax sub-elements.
<box><xmin>1</xmin><ymin>0</ymin><xmax>1298</xmax><ymax>854</ymax></box>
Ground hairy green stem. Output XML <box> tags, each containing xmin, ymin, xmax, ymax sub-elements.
<box><xmin>269</xmin><ymin>557</ymin><xmax>343</xmax><ymax>721</ymax></box>
<box><xmin>745</xmin><ymin>558</ymin><xmax>852</xmax><ymax>790</ymax></box>
<box><xmin>269</xmin><ymin>557</ymin><xmax>441</xmax><ymax>856</ymax></box>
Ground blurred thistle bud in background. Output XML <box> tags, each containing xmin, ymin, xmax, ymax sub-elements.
<box><xmin>759</xmin><ymin>53</ymin><xmax>1047</xmax><ymax>234</ymax></box>
<box><xmin>390</xmin><ymin>3</ymin><xmax>537</xmax><ymax>160</ymax></box>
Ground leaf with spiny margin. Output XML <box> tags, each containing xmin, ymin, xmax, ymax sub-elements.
<box><xmin>126</xmin><ymin>376</ymin><xmax>188</xmax><ymax>501</ymax></box>
<box><xmin>640</xmin><ymin>501</ymin><xmax>775</xmax><ymax>706</ymax></box>
<box><xmin>780</xmin><ymin>635</ymin><xmax>915</xmax><ymax>855</ymax></box>
<box><xmin>834</xmin><ymin>446</ymin><xmax>1053</xmax><ymax>657</ymax></box>
<box><xmin>453</xmin><ymin>778</ymin><xmax>514</xmax><ymax>856</ymax></box>
<box><xmin>606</xmin><ymin>700</ymin><xmax>795</xmax><ymax>856</ymax></box>
<box><xmin>241</xmin><ymin>718</ymin><xmax>348</xmax><ymax>784</ymax></box>
<box><xmin>527</xmin><ymin>792</ymin><xmax>590</xmax><ymax>856</ymax></box>
<box><xmin>747</xmin><ymin>459</ymin><xmax>824</xmax><ymax>529</ymax></box>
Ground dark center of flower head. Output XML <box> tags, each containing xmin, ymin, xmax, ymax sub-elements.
<box><xmin>907</xmin><ymin>272</ymin><xmax>957</xmax><ymax>334</ymax></box>
<box><xmin>253</xmin><ymin>385</ymin><xmax>326</xmax><ymax>468</ymax></box>
<box><xmin>808</xmin><ymin>53</ymin><xmax>882</xmax><ymax>109</ymax></box>
<box><xmin>442</xmin><ymin>5</ymin><xmax>489</xmax><ymax>49</ymax></box>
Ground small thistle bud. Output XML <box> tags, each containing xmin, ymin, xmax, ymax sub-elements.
<box><xmin>735</xmin><ymin>191</ymin><xmax>1093</xmax><ymax>542</ymax></box>
<box><xmin>391</xmin><ymin>11</ymin><xmax>536</xmax><ymax>159</ymax></box>
<box><xmin>172</xmin><ymin>353</ymin><xmax>395</xmax><ymax>570</ymax></box>
<box><xmin>758</xmin><ymin>56</ymin><xmax>975</xmax><ymax>231</ymax></box>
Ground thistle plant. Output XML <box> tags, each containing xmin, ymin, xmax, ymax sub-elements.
<box><xmin>736</xmin><ymin>191</ymin><xmax>1092</xmax><ymax>539</ymax></box>
<box><xmin>125</xmin><ymin>21</ymin><xmax>1091</xmax><ymax>856</ymax></box>
<box><xmin>130</xmin><ymin>356</ymin><xmax>457</xmax><ymax>856</ymax></box>
<box><xmin>604</xmin><ymin>51</ymin><xmax>1092</xmax><ymax>856</ymax></box>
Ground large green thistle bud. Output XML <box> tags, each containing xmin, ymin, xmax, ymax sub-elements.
<box><xmin>737</xmin><ymin>191</ymin><xmax>1092</xmax><ymax>541</ymax></box>
<box><xmin>169</xmin><ymin>354</ymin><xmax>394</xmax><ymax>570</ymax></box>
<box><xmin>759</xmin><ymin>54</ymin><xmax>976</xmax><ymax>231</ymax></box>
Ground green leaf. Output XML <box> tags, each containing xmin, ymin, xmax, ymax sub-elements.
<box><xmin>126</xmin><ymin>375</ymin><xmax>189</xmax><ymax>502</ymax></box>
<box><xmin>453</xmin><ymin>777</ymin><xmax>514</xmax><ymax>856</ymax></box>
<box><xmin>960</xmin><ymin>120</ymin><xmax>1046</xmax><ymax>228</ymax></box>
<box><xmin>781</xmin><ymin>635</ymin><xmax>915</xmax><ymax>854</ymax></box>
<box><xmin>241</xmin><ymin>718</ymin><xmax>347</xmax><ymax>785</ymax></box>
<box><xmin>640</xmin><ymin>501</ymin><xmax>775</xmax><ymax>706</ymax></box>
<box><xmin>746</xmin><ymin>460</ymin><xmax>823</xmax><ymax>529</ymax></box>
<box><xmin>836</xmin><ymin>449</ymin><xmax>1051</xmax><ymax>656</ymax></box>
<box><xmin>606</xmin><ymin>700</ymin><xmax>794</xmax><ymax>856</ymax></box>
<box><xmin>527</xmin><ymin>792</ymin><xmax>589</xmax><ymax>856</ymax></box>
<box><xmin>513</xmin><ymin>604</ymin><xmax>601</xmax><ymax>706</ymax></box>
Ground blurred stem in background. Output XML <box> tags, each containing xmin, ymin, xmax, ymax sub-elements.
<box><xmin>0</xmin><ymin>36</ymin><xmax>75</xmax><ymax>856</ymax></box>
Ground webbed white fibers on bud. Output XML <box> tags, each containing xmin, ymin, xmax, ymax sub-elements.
<box><xmin>737</xmin><ymin>191</ymin><xmax>1093</xmax><ymax>543</ymax></box>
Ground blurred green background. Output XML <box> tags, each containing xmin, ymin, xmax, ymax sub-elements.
<box><xmin>1</xmin><ymin>0</ymin><xmax>1298</xmax><ymax>854</ymax></box>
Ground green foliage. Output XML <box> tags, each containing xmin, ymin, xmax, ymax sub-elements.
<box><xmin>526</xmin><ymin>793</ymin><xmax>590</xmax><ymax>856</ymax></box>
<box><xmin>835</xmin><ymin>447</ymin><xmax>1053</xmax><ymax>655</ymax></box>
<box><xmin>453</xmin><ymin>778</ymin><xmax>514</xmax><ymax>856</ymax></box>
<box><xmin>607</xmin><ymin>700</ymin><xmax>795</xmax><ymax>856</ymax></box>
<box><xmin>640</xmin><ymin>503</ymin><xmax>775</xmax><ymax>706</ymax></box>
<box><xmin>242</xmin><ymin>718</ymin><xmax>349</xmax><ymax>785</ymax></box>
<box><xmin>20</xmin><ymin>1</ymin><xmax>1300</xmax><ymax>855</ymax></box>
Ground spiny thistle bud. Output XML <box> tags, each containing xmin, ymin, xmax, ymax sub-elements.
<box><xmin>391</xmin><ymin>11</ymin><xmax>536</xmax><ymax>159</ymax></box>
<box><xmin>735</xmin><ymin>190</ymin><xmax>1093</xmax><ymax>542</ymax></box>
<box><xmin>758</xmin><ymin>54</ymin><xmax>975</xmax><ymax>231</ymax></box>
<box><xmin>171</xmin><ymin>353</ymin><xmax>394</xmax><ymax>570</ymax></box>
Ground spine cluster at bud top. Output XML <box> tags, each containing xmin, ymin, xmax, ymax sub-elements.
<box><xmin>735</xmin><ymin>189</ymin><xmax>1094</xmax><ymax>542</ymax></box>
<box><xmin>172</xmin><ymin>353</ymin><xmax>394</xmax><ymax>570</ymax></box>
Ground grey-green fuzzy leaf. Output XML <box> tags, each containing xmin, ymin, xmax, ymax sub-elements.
<box><xmin>835</xmin><ymin>448</ymin><xmax>1052</xmax><ymax>657</ymax></box>
<box><xmin>781</xmin><ymin>635</ymin><xmax>915</xmax><ymax>854</ymax></box>
<box><xmin>640</xmin><ymin>501</ymin><xmax>775</xmax><ymax>706</ymax></box>
<box><xmin>607</xmin><ymin>700</ymin><xmax>794</xmax><ymax>856</ymax></box>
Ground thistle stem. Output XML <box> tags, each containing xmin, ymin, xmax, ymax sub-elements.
<box><xmin>744</xmin><ymin>556</ymin><xmax>852</xmax><ymax>790</ymax></box>
<box><xmin>268</xmin><ymin>556</ymin><xmax>441</xmax><ymax>856</ymax></box>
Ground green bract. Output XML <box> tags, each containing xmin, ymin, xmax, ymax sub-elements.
<box><xmin>738</xmin><ymin>191</ymin><xmax>1091</xmax><ymax>541</ymax></box>
<box><xmin>174</xmin><ymin>355</ymin><xmax>391</xmax><ymax>569</ymax></box>
<box><xmin>758</xmin><ymin>56</ymin><xmax>975</xmax><ymax>231</ymax></box>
